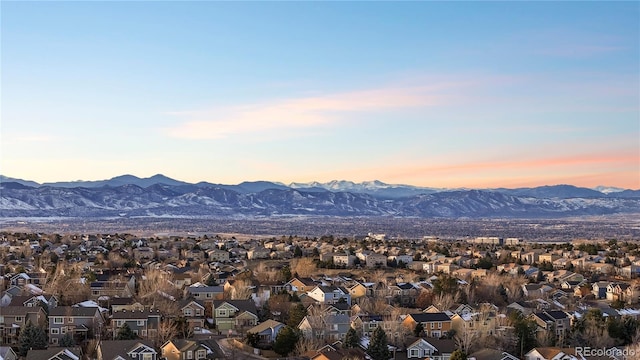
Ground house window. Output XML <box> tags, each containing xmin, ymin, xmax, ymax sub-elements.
<box><xmin>184</xmin><ymin>309</ymin><xmax>193</xmax><ymax>316</ymax></box>
<box><xmin>54</xmin><ymin>317</ymin><xmax>64</xmax><ymax>324</ymax></box>
<box><xmin>137</xmin><ymin>320</ymin><xmax>145</xmax><ymax>326</ymax></box>
<box><xmin>438</xmin><ymin>322</ymin><xmax>442</xmax><ymax>329</ymax></box>
<box><xmin>117</xmin><ymin>320</ymin><xmax>124</xmax><ymax>327</ymax></box>
<box><xmin>218</xmin><ymin>310</ymin><xmax>227</xmax><ymax>317</ymax></box>
<box><xmin>410</xmin><ymin>349</ymin><xmax>419</xmax><ymax>357</ymax></box>
<box><xmin>68</xmin><ymin>317</ymin><xmax>74</xmax><ymax>323</ymax></box>
<box><xmin>51</xmin><ymin>328</ymin><xmax>60</xmax><ymax>334</ymax></box>
<box><xmin>61</xmin><ymin>327</ymin><xmax>66</xmax><ymax>334</ymax></box>
<box><xmin>187</xmin><ymin>350</ymin><xmax>193</xmax><ymax>359</ymax></box>
<box><xmin>52</xmin><ymin>338</ymin><xmax>58</xmax><ymax>344</ymax></box>
<box><xmin>197</xmin><ymin>350</ymin><xmax>206</xmax><ymax>359</ymax></box>
<box><xmin>15</xmin><ymin>317</ymin><xmax>23</xmax><ymax>323</ymax></box>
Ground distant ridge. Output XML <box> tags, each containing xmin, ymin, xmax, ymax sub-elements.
<box><xmin>1</xmin><ymin>174</ymin><xmax>638</xmax><ymax>219</ymax></box>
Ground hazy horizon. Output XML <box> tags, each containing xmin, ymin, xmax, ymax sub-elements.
<box><xmin>2</xmin><ymin>2</ymin><xmax>638</xmax><ymax>189</ymax></box>
<box><xmin>1</xmin><ymin>172</ymin><xmax>637</xmax><ymax>191</ymax></box>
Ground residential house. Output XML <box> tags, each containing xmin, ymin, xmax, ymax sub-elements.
<box><xmin>309</xmin><ymin>348</ymin><xmax>367</xmax><ymax>360</ymax></box>
<box><xmin>592</xmin><ymin>281</ymin><xmax>609</xmax><ymax>299</ymax></box>
<box><xmin>405</xmin><ymin>337</ymin><xmax>456</xmax><ymax>360</ymax></box>
<box><xmin>530</xmin><ymin>311</ymin><xmax>571</xmax><ymax>337</ymax></box>
<box><xmin>522</xmin><ymin>284</ymin><xmax>553</xmax><ymax>298</ymax></box>
<box><xmin>524</xmin><ymin>347</ymin><xmax>576</xmax><ymax>360</ymax></box>
<box><xmin>186</xmin><ymin>285</ymin><xmax>224</xmax><ymax>301</ymax></box>
<box><xmin>365</xmin><ymin>253</ymin><xmax>387</xmax><ymax>268</ymax></box>
<box><xmin>451</xmin><ymin>310</ymin><xmax>498</xmax><ymax>337</ymax></box>
<box><xmin>90</xmin><ymin>279</ymin><xmax>135</xmax><ymax>300</ymax></box>
<box><xmin>345</xmin><ymin>281</ymin><xmax>368</xmax><ymax>300</ymax></box>
<box><xmin>206</xmin><ymin>249</ymin><xmax>230</xmax><ymax>262</ymax></box>
<box><xmin>402</xmin><ymin>313</ymin><xmax>452</xmax><ymax>338</ymax></box>
<box><xmin>179</xmin><ymin>299</ymin><xmax>207</xmax><ymax>331</ymax></box>
<box><xmin>247</xmin><ymin>247</ymin><xmax>270</xmax><ymax>260</ymax></box>
<box><xmin>25</xmin><ymin>348</ymin><xmax>82</xmax><ymax>360</ymax></box>
<box><xmin>0</xmin><ymin>306</ymin><xmax>47</xmax><ymax>345</ymax></box>
<box><xmin>606</xmin><ymin>282</ymin><xmax>630</xmax><ymax>302</ymax></box>
<box><xmin>109</xmin><ymin>298</ymin><xmax>145</xmax><ymax>313</ymax></box>
<box><xmin>49</xmin><ymin>306</ymin><xmax>104</xmax><ymax>345</ymax></box>
<box><xmin>388</xmin><ymin>283</ymin><xmax>418</xmax><ymax>306</ymax></box>
<box><xmin>246</xmin><ymin>319</ymin><xmax>285</xmax><ymax>345</ymax></box>
<box><xmin>0</xmin><ymin>347</ymin><xmax>17</xmax><ymax>360</ymax></box>
<box><xmin>298</xmin><ymin>314</ymin><xmax>351</xmax><ymax>342</ymax></box>
<box><xmin>161</xmin><ymin>339</ymin><xmax>221</xmax><ymax>360</ymax></box>
<box><xmin>351</xmin><ymin>314</ymin><xmax>384</xmax><ymax>337</ymax></box>
<box><xmin>307</xmin><ymin>286</ymin><xmax>351</xmax><ymax>306</ymax></box>
<box><xmin>468</xmin><ymin>349</ymin><xmax>520</xmax><ymax>360</ymax></box>
<box><xmin>211</xmin><ymin>300</ymin><xmax>258</xmax><ymax>333</ymax></box>
<box><xmin>133</xmin><ymin>247</ymin><xmax>155</xmax><ymax>261</ymax></box>
<box><xmin>285</xmin><ymin>277</ymin><xmax>318</xmax><ymax>294</ymax></box>
<box><xmin>333</xmin><ymin>253</ymin><xmax>355</xmax><ymax>267</ymax></box>
<box><xmin>97</xmin><ymin>340</ymin><xmax>157</xmax><ymax>360</ymax></box>
<box><xmin>111</xmin><ymin>308</ymin><xmax>162</xmax><ymax>340</ymax></box>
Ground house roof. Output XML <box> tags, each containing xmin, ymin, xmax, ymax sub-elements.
<box><xmin>248</xmin><ymin>319</ymin><xmax>285</xmax><ymax>334</ymax></box>
<box><xmin>406</xmin><ymin>337</ymin><xmax>456</xmax><ymax>354</ymax></box>
<box><xmin>187</xmin><ymin>285</ymin><xmax>224</xmax><ymax>293</ymax></box>
<box><xmin>0</xmin><ymin>305</ymin><xmax>41</xmax><ymax>316</ymax></box>
<box><xmin>25</xmin><ymin>347</ymin><xmax>82</xmax><ymax>360</ymax></box>
<box><xmin>112</xmin><ymin>308</ymin><xmax>162</xmax><ymax>319</ymax></box>
<box><xmin>469</xmin><ymin>348</ymin><xmax>518</xmax><ymax>360</ymax></box>
<box><xmin>50</xmin><ymin>306</ymin><xmax>99</xmax><ymax>317</ymax></box>
<box><xmin>212</xmin><ymin>299</ymin><xmax>257</xmax><ymax>315</ymax></box>
<box><xmin>407</xmin><ymin>312</ymin><xmax>451</xmax><ymax>322</ymax></box>
<box><xmin>98</xmin><ymin>340</ymin><xmax>156</xmax><ymax>360</ymax></box>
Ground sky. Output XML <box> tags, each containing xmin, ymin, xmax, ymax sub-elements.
<box><xmin>1</xmin><ymin>1</ymin><xmax>639</xmax><ymax>189</ymax></box>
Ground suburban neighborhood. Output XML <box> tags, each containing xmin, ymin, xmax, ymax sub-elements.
<box><xmin>0</xmin><ymin>232</ymin><xmax>639</xmax><ymax>360</ymax></box>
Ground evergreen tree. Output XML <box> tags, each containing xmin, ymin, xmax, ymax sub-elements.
<box><xmin>116</xmin><ymin>323</ymin><xmax>138</xmax><ymax>340</ymax></box>
<box><xmin>18</xmin><ymin>321</ymin><xmax>47</xmax><ymax>357</ymax></box>
<box><xmin>497</xmin><ymin>284</ymin><xmax>508</xmax><ymax>303</ymax></box>
<box><xmin>294</xmin><ymin>245</ymin><xmax>303</xmax><ymax>257</ymax></box>
<box><xmin>59</xmin><ymin>332</ymin><xmax>76</xmax><ymax>347</ymax></box>
<box><xmin>287</xmin><ymin>303</ymin><xmax>307</xmax><ymax>327</ymax></box>
<box><xmin>368</xmin><ymin>326</ymin><xmax>390</xmax><ymax>360</ymax></box>
<box><xmin>344</xmin><ymin>327</ymin><xmax>360</xmax><ymax>349</ymax></box>
<box><xmin>272</xmin><ymin>326</ymin><xmax>299</xmax><ymax>356</ymax></box>
<box><xmin>413</xmin><ymin>322</ymin><xmax>424</xmax><ymax>337</ymax></box>
<box><xmin>450</xmin><ymin>349</ymin><xmax>467</xmax><ymax>360</ymax></box>
<box><xmin>509</xmin><ymin>312</ymin><xmax>537</xmax><ymax>357</ymax></box>
<box><xmin>280</xmin><ymin>266</ymin><xmax>292</xmax><ymax>282</ymax></box>
<box><xmin>245</xmin><ymin>332</ymin><xmax>260</xmax><ymax>348</ymax></box>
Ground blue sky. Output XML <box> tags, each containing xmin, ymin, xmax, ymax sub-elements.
<box><xmin>2</xmin><ymin>1</ymin><xmax>638</xmax><ymax>188</ymax></box>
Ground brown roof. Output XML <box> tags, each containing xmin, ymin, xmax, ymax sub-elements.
<box><xmin>26</xmin><ymin>347</ymin><xmax>82</xmax><ymax>360</ymax></box>
<box><xmin>112</xmin><ymin>308</ymin><xmax>162</xmax><ymax>319</ymax></box>
<box><xmin>98</xmin><ymin>340</ymin><xmax>155</xmax><ymax>360</ymax></box>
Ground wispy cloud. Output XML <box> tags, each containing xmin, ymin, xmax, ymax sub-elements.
<box><xmin>314</xmin><ymin>149</ymin><xmax>639</xmax><ymax>189</ymax></box>
<box><xmin>164</xmin><ymin>84</ymin><xmax>456</xmax><ymax>140</ymax></box>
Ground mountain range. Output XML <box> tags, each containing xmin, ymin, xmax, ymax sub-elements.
<box><xmin>1</xmin><ymin>174</ymin><xmax>639</xmax><ymax>219</ymax></box>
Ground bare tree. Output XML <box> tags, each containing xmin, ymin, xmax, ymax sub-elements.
<box><xmin>455</xmin><ymin>326</ymin><xmax>478</xmax><ymax>354</ymax></box>
<box><xmin>229</xmin><ymin>278</ymin><xmax>253</xmax><ymax>300</ymax></box>
<box><xmin>432</xmin><ymin>292</ymin><xmax>460</xmax><ymax>312</ymax></box>
<box><xmin>294</xmin><ymin>334</ymin><xmax>325</xmax><ymax>355</ymax></box>
<box><xmin>290</xmin><ymin>257</ymin><xmax>317</xmax><ymax>278</ymax></box>
<box><xmin>138</xmin><ymin>268</ymin><xmax>176</xmax><ymax>300</ymax></box>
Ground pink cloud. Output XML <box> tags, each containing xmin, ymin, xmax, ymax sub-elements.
<box><xmin>164</xmin><ymin>84</ymin><xmax>454</xmax><ymax>139</ymax></box>
<box><xmin>316</xmin><ymin>150</ymin><xmax>639</xmax><ymax>189</ymax></box>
